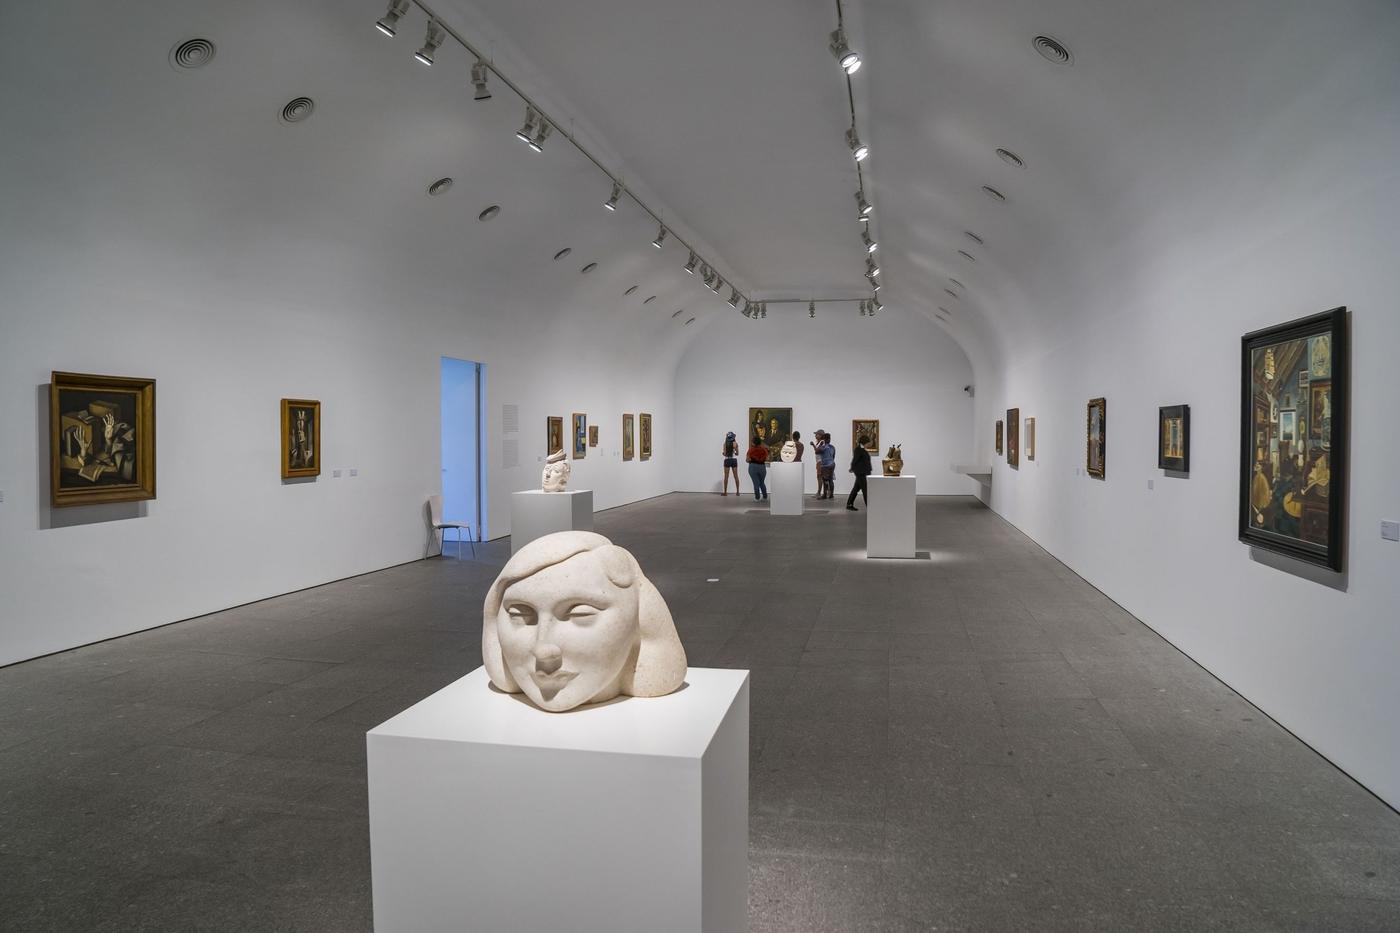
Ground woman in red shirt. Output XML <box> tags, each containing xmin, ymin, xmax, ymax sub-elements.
<box><xmin>746</xmin><ymin>435</ymin><xmax>769</xmax><ymax>501</ymax></box>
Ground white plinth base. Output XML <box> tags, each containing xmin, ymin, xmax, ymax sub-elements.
<box><xmin>510</xmin><ymin>489</ymin><xmax>593</xmax><ymax>553</ymax></box>
<box><xmin>768</xmin><ymin>461</ymin><xmax>804</xmax><ymax>516</ymax></box>
<box><xmin>867</xmin><ymin>475</ymin><xmax>917</xmax><ymax>558</ymax></box>
<box><xmin>367</xmin><ymin>667</ymin><xmax>750</xmax><ymax>933</ymax></box>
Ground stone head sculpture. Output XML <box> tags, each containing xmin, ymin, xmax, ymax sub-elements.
<box><xmin>779</xmin><ymin>439</ymin><xmax>797</xmax><ymax>462</ymax></box>
<box><xmin>541</xmin><ymin>449</ymin><xmax>571</xmax><ymax>492</ymax></box>
<box><xmin>482</xmin><ymin>531</ymin><xmax>688</xmax><ymax>712</ymax></box>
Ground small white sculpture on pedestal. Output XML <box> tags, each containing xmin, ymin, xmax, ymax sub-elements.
<box><xmin>541</xmin><ymin>449</ymin><xmax>571</xmax><ymax>492</ymax></box>
<box><xmin>482</xmin><ymin>531</ymin><xmax>688</xmax><ymax>712</ymax></box>
<box><xmin>779</xmin><ymin>440</ymin><xmax>797</xmax><ymax>462</ymax></box>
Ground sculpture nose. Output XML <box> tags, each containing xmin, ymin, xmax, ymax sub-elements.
<box><xmin>533</xmin><ymin>643</ymin><xmax>563</xmax><ymax>674</ymax></box>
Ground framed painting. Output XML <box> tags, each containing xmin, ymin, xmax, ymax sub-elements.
<box><xmin>852</xmin><ymin>419</ymin><xmax>880</xmax><ymax>454</ymax></box>
<box><xmin>281</xmin><ymin>398</ymin><xmax>321</xmax><ymax>479</ymax></box>
<box><xmin>50</xmin><ymin>371</ymin><xmax>156</xmax><ymax>507</ymax></box>
<box><xmin>748</xmin><ymin>407</ymin><xmax>792</xmax><ymax>463</ymax></box>
<box><xmin>572</xmin><ymin>413</ymin><xmax>587</xmax><ymax>459</ymax></box>
<box><xmin>588</xmin><ymin>425</ymin><xmax>599</xmax><ymax>447</ymax></box>
<box><xmin>547</xmin><ymin>416</ymin><xmax>564</xmax><ymax>456</ymax></box>
<box><xmin>1006</xmin><ymin>408</ymin><xmax>1020</xmax><ymax>468</ymax></box>
<box><xmin>1025</xmin><ymin>417</ymin><xmax>1036</xmax><ymax>461</ymax></box>
<box><xmin>1086</xmin><ymin>398</ymin><xmax>1106</xmax><ymax>479</ymax></box>
<box><xmin>622</xmin><ymin>414</ymin><xmax>634</xmax><ymax>461</ymax></box>
<box><xmin>1158</xmin><ymin>405</ymin><xmax>1189</xmax><ymax>472</ymax></box>
<box><xmin>995</xmin><ymin>421</ymin><xmax>1003</xmax><ymax>455</ymax></box>
<box><xmin>1240</xmin><ymin>307</ymin><xmax>1347</xmax><ymax>571</ymax></box>
<box><xmin>639</xmin><ymin>413</ymin><xmax>653</xmax><ymax>461</ymax></box>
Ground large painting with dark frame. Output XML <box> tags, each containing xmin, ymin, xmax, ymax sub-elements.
<box><xmin>1086</xmin><ymin>398</ymin><xmax>1106</xmax><ymax>479</ymax></box>
<box><xmin>50</xmin><ymin>371</ymin><xmax>156</xmax><ymax>507</ymax></box>
<box><xmin>748</xmin><ymin>407</ymin><xmax>792</xmax><ymax>464</ymax></box>
<box><xmin>281</xmin><ymin>398</ymin><xmax>321</xmax><ymax>479</ymax></box>
<box><xmin>546</xmin><ymin>416</ymin><xmax>564</xmax><ymax>456</ymax></box>
<box><xmin>1006</xmin><ymin>408</ymin><xmax>1020</xmax><ymax>468</ymax></box>
<box><xmin>1158</xmin><ymin>405</ymin><xmax>1189</xmax><ymax>473</ymax></box>
<box><xmin>1240</xmin><ymin>307</ymin><xmax>1347</xmax><ymax>571</ymax></box>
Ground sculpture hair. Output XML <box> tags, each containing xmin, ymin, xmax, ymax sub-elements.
<box><xmin>481</xmin><ymin>531</ymin><xmax>687</xmax><ymax>699</ymax></box>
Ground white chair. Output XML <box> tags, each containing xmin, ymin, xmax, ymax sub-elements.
<box><xmin>429</xmin><ymin>495</ymin><xmax>476</xmax><ymax>558</ymax></box>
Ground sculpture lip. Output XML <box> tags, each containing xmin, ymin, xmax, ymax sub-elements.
<box><xmin>530</xmin><ymin>668</ymin><xmax>579</xmax><ymax>693</ymax></box>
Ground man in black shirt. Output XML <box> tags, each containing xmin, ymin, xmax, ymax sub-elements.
<box><xmin>847</xmin><ymin>435</ymin><xmax>872</xmax><ymax>510</ymax></box>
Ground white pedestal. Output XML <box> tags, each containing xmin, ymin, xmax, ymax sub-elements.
<box><xmin>510</xmin><ymin>489</ymin><xmax>593</xmax><ymax>553</ymax></box>
<box><xmin>867</xmin><ymin>475</ymin><xmax>917</xmax><ymax>558</ymax></box>
<box><xmin>768</xmin><ymin>461</ymin><xmax>804</xmax><ymax>516</ymax></box>
<box><xmin>367</xmin><ymin>667</ymin><xmax>750</xmax><ymax>933</ymax></box>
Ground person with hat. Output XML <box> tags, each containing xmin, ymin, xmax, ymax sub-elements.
<box><xmin>721</xmin><ymin>431</ymin><xmax>741</xmax><ymax>496</ymax></box>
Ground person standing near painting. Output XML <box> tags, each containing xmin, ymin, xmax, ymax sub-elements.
<box><xmin>721</xmin><ymin>431</ymin><xmax>741</xmax><ymax>496</ymax></box>
<box><xmin>746</xmin><ymin>434</ymin><xmax>769</xmax><ymax>501</ymax></box>
<box><xmin>814</xmin><ymin>430</ymin><xmax>836</xmax><ymax>499</ymax></box>
<box><xmin>846</xmin><ymin>434</ymin><xmax>872</xmax><ymax>510</ymax></box>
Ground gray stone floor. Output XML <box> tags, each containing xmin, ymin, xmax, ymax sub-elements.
<box><xmin>2</xmin><ymin>493</ymin><xmax>1398</xmax><ymax>932</ymax></box>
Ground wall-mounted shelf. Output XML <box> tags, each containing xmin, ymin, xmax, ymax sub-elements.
<box><xmin>952</xmin><ymin>464</ymin><xmax>993</xmax><ymax>487</ymax></box>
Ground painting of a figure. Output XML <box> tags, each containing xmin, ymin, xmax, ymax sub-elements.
<box><xmin>639</xmin><ymin>413</ymin><xmax>653</xmax><ymax>461</ymax></box>
<box><xmin>748</xmin><ymin>407</ymin><xmax>792</xmax><ymax>463</ymax></box>
<box><xmin>547</xmin><ymin>416</ymin><xmax>564</xmax><ymax>456</ymax></box>
<box><xmin>572</xmin><ymin>413</ymin><xmax>587</xmax><ymax>459</ymax></box>
<box><xmin>1158</xmin><ymin>404</ymin><xmax>1189</xmax><ymax>472</ymax></box>
<box><xmin>995</xmin><ymin>421</ymin><xmax>1003</xmax><ymax>455</ymax></box>
<box><xmin>50</xmin><ymin>371</ymin><xmax>156</xmax><ymax>507</ymax></box>
<box><xmin>622</xmin><ymin>414</ymin><xmax>634</xmax><ymax>461</ymax></box>
<box><xmin>852</xmin><ymin>419</ymin><xmax>880</xmax><ymax>454</ymax></box>
<box><xmin>588</xmin><ymin>425</ymin><xmax>599</xmax><ymax>447</ymax></box>
<box><xmin>1240</xmin><ymin>307</ymin><xmax>1347</xmax><ymax>571</ymax></box>
<box><xmin>281</xmin><ymin>399</ymin><xmax>321</xmax><ymax>479</ymax></box>
<box><xmin>1006</xmin><ymin>408</ymin><xmax>1020</xmax><ymax>468</ymax></box>
<box><xmin>1086</xmin><ymin>398</ymin><xmax>1106</xmax><ymax>479</ymax></box>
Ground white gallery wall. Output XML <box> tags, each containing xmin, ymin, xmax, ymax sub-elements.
<box><xmin>675</xmin><ymin>311</ymin><xmax>978</xmax><ymax>496</ymax></box>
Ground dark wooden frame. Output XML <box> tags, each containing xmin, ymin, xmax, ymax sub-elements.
<box><xmin>995</xmin><ymin>421</ymin><xmax>1003</xmax><ymax>455</ymax></box>
<box><xmin>50</xmin><ymin>371</ymin><xmax>156</xmax><ymax>507</ymax></box>
<box><xmin>852</xmin><ymin>419</ymin><xmax>880</xmax><ymax>454</ymax></box>
<box><xmin>547</xmin><ymin>416</ymin><xmax>564</xmax><ymax>456</ymax></box>
<box><xmin>281</xmin><ymin>398</ymin><xmax>321</xmax><ymax>479</ymax></box>
<box><xmin>1086</xmin><ymin>398</ymin><xmax>1106</xmax><ymax>479</ymax></box>
<box><xmin>639</xmin><ymin>413</ymin><xmax>653</xmax><ymax>461</ymax></box>
<box><xmin>1006</xmin><ymin>408</ymin><xmax>1020</xmax><ymax>468</ymax></box>
<box><xmin>588</xmin><ymin>425</ymin><xmax>599</xmax><ymax>447</ymax></box>
<box><xmin>1239</xmin><ymin>307</ymin><xmax>1347</xmax><ymax>571</ymax></box>
<box><xmin>1157</xmin><ymin>404</ymin><xmax>1190</xmax><ymax>473</ymax></box>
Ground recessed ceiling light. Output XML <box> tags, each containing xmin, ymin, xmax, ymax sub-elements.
<box><xmin>996</xmin><ymin>148</ymin><xmax>1025</xmax><ymax>168</ymax></box>
<box><xmin>581</xmin><ymin>262</ymin><xmax>598</xmax><ymax>273</ymax></box>
<box><xmin>624</xmin><ymin>285</ymin><xmax>639</xmax><ymax>295</ymax></box>
<box><xmin>965</xmin><ymin>231</ymin><xmax>985</xmax><ymax>246</ymax></box>
<box><xmin>280</xmin><ymin>97</ymin><xmax>315</xmax><ymax>124</ymax></box>
<box><xmin>982</xmin><ymin>185</ymin><xmax>1007</xmax><ymax>202</ymax></box>
<box><xmin>957</xmin><ymin>250</ymin><xmax>976</xmax><ymax>262</ymax></box>
<box><xmin>170</xmin><ymin>38</ymin><xmax>216</xmax><ymax>70</ymax></box>
<box><xmin>944</xmin><ymin>288</ymin><xmax>959</xmax><ymax>299</ymax></box>
<box><xmin>427</xmin><ymin>178</ymin><xmax>453</xmax><ymax>196</ymax></box>
<box><xmin>644</xmin><ymin>296</ymin><xmax>657</xmax><ymax>304</ymax></box>
<box><xmin>1033</xmin><ymin>35</ymin><xmax>1074</xmax><ymax>66</ymax></box>
<box><xmin>477</xmin><ymin>205</ymin><xmax>500</xmax><ymax>222</ymax></box>
<box><xmin>948</xmin><ymin>278</ymin><xmax>965</xmax><ymax>290</ymax></box>
<box><xmin>553</xmin><ymin>248</ymin><xmax>572</xmax><ymax>261</ymax></box>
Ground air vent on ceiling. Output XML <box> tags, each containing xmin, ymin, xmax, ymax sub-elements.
<box><xmin>553</xmin><ymin>248</ymin><xmax>572</xmax><ymax>261</ymax></box>
<box><xmin>170</xmin><ymin>38</ymin><xmax>216</xmax><ymax>70</ymax></box>
<box><xmin>581</xmin><ymin>262</ymin><xmax>598</xmax><ymax>274</ymax></box>
<box><xmin>684</xmin><ymin>317</ymin><xmax>696</xmax><ymax>326</ymax></box>
<box><xmin>944</xmin><ymin>289</ymin><xmax>959</xmax><ymax>299</ymax></box>
<box><xmin>965</xmin><ymin>231</ymin><xmax>985</xmax><ymax>246</ymax></box>
<box><xmin>957</xmin><ymin>250</ymin><xmax>977</xmax><ymax>262</ymax></box>
<box><xmin>643</xmin><ymin>296</ymin><xmax>657</xmax><ymax>304</ymax></box>
<box><xmin>624</xmin><ymin>285</ymin><xmax>639</xmax><ymax>295</ymax></box>
<box><xmin>672</xmin><ymin>308</ymin><xmax>685</xmax><ymax>318</ymax></box>
<box><xmin>982</xmin><ymin>185</ymin><xmax>1007</xmax><ymax>202</ymax></box>
<box><xmin>280</xmin><ymin>97</ymin><xmax>315</xmax><ymax>124</ymax></box>
<box><xmin>1033</xmin><ymin>35</ymin><xmax>1073</xmax><ymax>65</ymax></box>
<box><xmin>938</xmin><ymin>307</ymin><xmax>951</xmax><ymax>315</ymax></box>
<box><xmin>478</xmin><ymin>205</ymin><xmax>500</xmax><ymax>222</ymax></box>
<box><xmin>427</xmin><ymin>178</ymin><xmax>453</xmax><ymax>197</ymax></box>
<box><xmin>948</xmin><ymin>278</ymin><xmax>965</xmax><ymax>290</ymax></box>
<box><xmin>996</xmin><ymin>148</ymin><xmax>1025</xmax><ymax>168</ymax></box>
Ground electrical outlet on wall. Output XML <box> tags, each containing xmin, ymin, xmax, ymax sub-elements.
<box><xmin>1382</xmin><ymin>520</ymin><xmax>1400</xmax><ymax>542</ymax></box>
<box><xmin>350</xmin><ymin>469</ymin><xmax>358</xmax><ymax>477</ymax></box>
<box><xmin>1147</xmin><ymin>479</ymin><xmax>1154</xmax><ymax>490</ymax></box>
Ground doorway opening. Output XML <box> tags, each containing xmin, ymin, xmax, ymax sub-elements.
<box><xmin>440</xmin><ymin>357</ymin><xmax>486</xmax><ymax>543</ymax></box>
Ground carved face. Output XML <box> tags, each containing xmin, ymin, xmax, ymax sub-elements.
<box><xmin>494</xmin><ymin>552</ymin><xmax>641</xmax><ymax>711</ymax></box>
<box><xmin>541</xmin><ymin>459</ymin><xmax>571</xmax><ymax>492</ymax></box>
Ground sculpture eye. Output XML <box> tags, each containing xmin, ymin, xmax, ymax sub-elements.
<box><xmin>505</xmin><ymin>605</ymin><xmax>536</xmax><ymax>625</ymax></box>
<box><xmin>566</xmin><ymin>605</ymin><xmax>600</xmax><ymax>623</ymax></box>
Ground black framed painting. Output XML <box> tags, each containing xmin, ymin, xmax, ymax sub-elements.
<box><xmin>1240</xmin><ymin>307</ymin><xmax>1347</xmax><ymax>571</ymax></box>
<box><xmin>1158</xmin><ymin>405</ymin><xmax>1189</xmax><ymax>473</ymax></box>
<box><xmin>995</xmin><ymin>420</ymin><xmax>1003</xmax><ymax>455</ymax></box>
<box><xmin>1006</xmin><ymin>408</ymin><xmax>1020</xmax><ymax>468</ymax></box>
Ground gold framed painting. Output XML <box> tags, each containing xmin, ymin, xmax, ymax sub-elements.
<box><xmin>281</xmin><ymin>398</ymin><xmax>321</xmax><ymax>479</ymax></box>
<box><xmin>572</xmin><ymin>413</ymin><xmax>587</xmax><ymax>459</ymax></box>
<box><xmin>748</xmin><ymin>407</ymin><xmax>792</xmax><ymax>463</ymax></box>
<box><xmin>639</xmin><ymin>412</ymin><xmax>653</xmax><ymax>460</ymax></box>
<box><xmin>588</xmin><ymin>425</ymin><xmax>599</xmax><ymax>447</ymax></box>
<box><xmin>50</xmin><ymin>371</ymin><xmax>156</xmax><ymax>508</ymax></box>
<box><xmin>1025</xmin><ymin>417</ymin><xmax>1036</xmax><ymax>461</ymax></box>
<box><xmin>1086</xmin><ymin>398</ymin><xmax>1106</xmax><ymax>479</ymax></box>
<box><xmin>852</xmin><ymin>419</ymin><xmax>880</xmax><ymax>454</ymax></box>
<box><xmin>1158</xmin><ymin>405</ymin><xmax>1189</xmax><ymax>472</ymax></box>
<box><xmin>622</xmin><ymin>413</ymin><xmax>634</xmax><ymax>461</ymax></box>
<box><xmin>547</xmin><ymin>416</ymin><xmax>564</xmax><ymax>456</ymax></box>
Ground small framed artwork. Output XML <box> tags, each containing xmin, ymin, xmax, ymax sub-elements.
<box><xmin>851</xmin><ymin>419</ymin><xmax>880</xmax><ymax>454</ymax></box>
<box><xmin>1086</xmin><ymin>398</ymin><xmax>1106</xmax><ymax>479</ymax></box>
<box><xmin>50</xmin><ymin>371</ymin><xmax>156</xmax><ymax>507</ymax></box>
<box><xmin>622</xmin><ymin>414</ymin><xmax>634</xmax><ymax>461</ymax></box>
<box><xmin>588</xmin><ymin>425</ymin><xmax>599</xmax><ymax>447</ymax></box>
<box><xmin>1240</xmin><ymin>307</ymin><xmax>1347</xmax><ymax>571</ymax></box>
<box><xmin>1006</xmin><ymin>408</ymin><xmax>1020</xmax><ymax>468</ymax></box>
<box><xmin>281</xmin><ymin>398</ymin><xmax>321</xmax><ymax>479</ymax></box>
<box><xmin>1025</xmin><ymin>417</ymin><xmax>1036</xmax><ymax>461</ymax></box>
<box><xmin>572</xmin><ymin>413</ymin><xmax>587</xmax><ymax>459</ymax></box>
<box><xmin>547</xmin><ymin>416</ymin><xmax>564</xmax><ymax>456</ymax></box>
<box><xmin>1158</xmin><ymin>405</ymin><xmax>1189</xmax><ymax>473</ymax></box>
<box><xmin>639</xmin><ymin>413</ymin><xmax>653</xmax><ymax>461</ymax></box>
<box><xmin>995</xmin><ymin>421</ymin><xmax>1003</xmax><ymax>455</ymax></box>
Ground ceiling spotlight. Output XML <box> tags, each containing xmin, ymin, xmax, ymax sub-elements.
<box><xmin>866</xmin><ymin>256</ymin><xmax>880</xmax><ymax>277</ymax></box>
<box><xmin>604</xmin><ymin>182</ymin><xmax>622</xmax><ymax>211</ymax></box>
<box><xmin>872</xmin><ymin>295</ymin><xmax>884</xmax><ymax>311</ymax></box>
<box><xmin>414</xmin><ymin>20</ymin><xmax>445</xmax><ymax>65</ymax></box>
<box><xmin>862</xmin><ymin>229</ymin><xmax>878</xmax><ymax>253</ymax></box>
<box><xmin>375</xmin><ymin>0</ymin><xmax>410</xmax><ymax>37</ymax></box>
<box><xmin>683</xmin><ymin>251</ymin><xmax>698</xmax><ymax>274</ymax></box>
<box><xmin>727</xmin><ymin>288</ymin><xmax>741</xmax><ymax>308</ymax></box>
<box><xmin>529</xmin><ymin>119</ymin><xmax>552</xmax><ymax>152</ymax></box>
<box><xmin>742</xmin><ymin>301</ymin><xmax>752</xmax><ymax>318</ymax></box>
<box><xmin>515</xmin><ymin>106</ymin><xmax>540</xmax><ymax>144</ymax></box>
<box><xmin>809</xmin><ymin>301</ymin><xmax>816</xmax><ymax>319</ymax></box>
<box><xmin>708</xmin><ymin>274</ymin><xmax>722</xmax><ymax>295</ymax></box>
<box><xmin>846</xmin><ymin>126</ymin><xmax>868</xmax><ymax>162</ymax></box>
<box><xmin>868</xmin><ymin>276</ymin><xmax>882</xmax><ymax>291</ymax></box>
<box><xmin>855</xmin><ymin>191</ymin><xmax>873</xmax><ymax>218</ymax></box>
<box><xmin>958</xmin><ymin>250</ymin><xmax>977</xmax><ymax>262</ymax></box>
<box><xmin>859</xmin><ymin>301</ymin><xmax>868</xmax><ymax>317</ymax></box>
<box><xmin>652</xmin><ymin>226</ymin><xmax>667</xmax><ymax>249</ymax></box>
<box><xmin>949</xmin><ymin>277</ymin><xmax>965</xmax><ymax>290</ymax></box>
<box><xmin>829</xmin><ymin>28</ymin><xmax>861</xmax><ymax>74</ymax></box>
<box><xmin>471</xmin><ymin>61</ymin><xmax>492</xmax><ymax>101</ymax></box>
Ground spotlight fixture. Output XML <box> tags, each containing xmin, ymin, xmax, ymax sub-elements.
<box><xmin>742</xmin><ymin>301</ymin><xmax>753</xmax><ymax>318</ymax></box>
<box><xmin>866</xmin><ymin>256</ymin><xmax>880</xmax><ymax>277</ymax></box>
<box><xmin>872</xmin><ymin>295</ymin><xmax>884</xmax><ymax>312</ymax></box>
<box><xmin>414</xmin><ymin>20</ymin><xmax>445</xmax><ymax>65</ymax></box>
<box><xmin>683</xmin><ymin>251</ymin><xmax>699</xmax><ymax>274</ymax></box>
<box><xmin>855</xmin><ymin>191</ymin><xmax>872</xmax><ymax>218</ymax></box>
<box><xmin>708</xmin><ymin>274</ymin><xmax>722</xmax><ymax>295</ymax></box>
<box><xmin>515</xmin><ymin>106</ymin><xmax>540</xmax><ymax>144</ymax></box>
<box><xmin>471</xmin><ymin>62</ymin><xmax>492</xmax><ymax>101</ymax></box>
<box><xmin>652</xmin><ymin>225</ymin><xmax>667</xmax><ymax>249</ymax></box>
<box><xmin>862</xmin><ymin>229</ymin><xmax>878</xmax><ymax>253</ymax></box>
<box><xmin>727</xmin><ymin>288</ymin><xmax>741</xmax><ymax>308</ymax></box>
<box><xmin>809</xmin><ymin>301</ymin><xmax>816</xmax><ymax>319</ymax></box>
<box><xmin>604</xmin><ymin>182</ymin><xmax>622</xmax><ymax>211</ymax></box>
<box><xmin>760</xmin><ymin>304</ymin><xmax>767</xmax><ymax>319</ymax></box>
<box><xmin>529</xmin><ymin>119</ymin><xmax>552</xmax><ymax>152</ymax></box>
<box><xmin>867</xmin><ymin>276</ymin><xmax>881</xmax><ymax>291</ymax></box>
<box><xmin>859</xmin><ymin>300</ymin><xmax>868</xmax><ymax>317</ymax></box>
<box><xmin>828</xmin><ymin>28</ymin><xmax>861</xmax><ymax>74</ymax></box>
<box><xmin>375</xmin><ymin>0</ymin><xmax>410</xmax><ymax>37</ymax></box>
<box><xmin>846</xmin><ymin>126</ymin><xmax>868</xmax><ymax>162</ymax></box>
